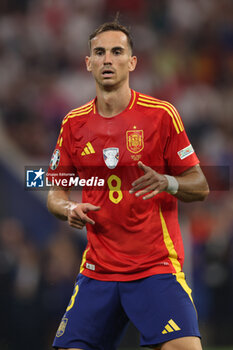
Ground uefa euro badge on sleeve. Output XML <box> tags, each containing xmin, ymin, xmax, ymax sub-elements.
<box><xmin>50</xmin><ymin>149</ymin><xmax>60</xmax><ymax>170</ymax></box>
<box><xmin>103</xmin><ymin>147</ymin><xmax>119</xmax><ymax>169</ymax></box>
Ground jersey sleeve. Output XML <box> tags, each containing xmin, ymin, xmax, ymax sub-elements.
<box><xmin>161</xmin><ymin>105</ymin><xmax>199</xmax><ymax>175</ymax></box>
<box><xmin>46</xmin><ymin>117</ymin><xmax>77</xmax><ymax>187</ymax></box>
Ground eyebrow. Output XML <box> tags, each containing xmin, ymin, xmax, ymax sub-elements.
<box><xmin>93</xmin><ymin>46</ymin><xmax>125</xmax><ymax>52</ymax></box>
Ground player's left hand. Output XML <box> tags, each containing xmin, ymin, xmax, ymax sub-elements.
<box><xmin>129</xmin><ymin>161</ymin><xmax>168</xmax><ymax>200</ymax></box>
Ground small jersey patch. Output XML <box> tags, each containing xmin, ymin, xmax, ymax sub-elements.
<box><xmin>177</xmin><ymin>145</ymin><xmax>194</xmax><ymax>160</ymax></box>
<box><xmin>86</xmin><ymin>263</ymin><xmax>95</xmax><ymax>271</ymax></box>
<box><xmin>103</xmin><ymin>147</ymin><xmax>119</xmax><ymax>169</ymax></box>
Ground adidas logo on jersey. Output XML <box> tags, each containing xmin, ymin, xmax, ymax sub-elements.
<box><xmin>162</xmin><ymin>319</ymin><xmax>181</xmax><ymax>334</ymax></box>
<box><xmin>81</xmin><ymin>142</ymin><xmax>95</xmax><ymax>156</ymax></box>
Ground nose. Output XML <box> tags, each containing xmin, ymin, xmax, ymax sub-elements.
<box><xmin>103</xmin><ymin>51</ymin><xmax>112</xmax><ymax>65</ymax></box>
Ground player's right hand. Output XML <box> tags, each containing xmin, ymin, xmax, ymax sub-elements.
<box><xmin>67</xmin><ymin>203</ymin><xmax>100</xmax><ymax>229</ymax></box>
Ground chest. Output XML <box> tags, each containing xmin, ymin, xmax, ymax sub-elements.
<box><xmin>70</xmin><ymin>112</ymin><xmax>164</xmax><ymax>170</ymax></box>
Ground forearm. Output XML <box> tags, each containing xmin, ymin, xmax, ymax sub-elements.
<box><xmin>172</xmin><ymin>166</ymin><xmax>209</xmax><ymax>202</ymax></box>
<box><xmin>47</xmin><ymin>187</ymin><xmax>76</xmax><ymax>220</ymax></box>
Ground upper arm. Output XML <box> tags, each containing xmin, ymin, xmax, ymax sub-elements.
<box><xmin>47</xmin><ymin>117</ymin><xmax>78</xmax><ymax>193</ymax></box>
<box><xmin>160</xmin><ymin>106</ymin><xmax>200</xmax><ymax>175</ymax></box>
<box><xmin>179</xmin><ymin>164</ymin><xmax>202</xmax><ymax>177</ymax></box>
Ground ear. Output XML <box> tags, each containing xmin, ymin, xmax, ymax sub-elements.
<box><xmin>128</xmin><ymin>56</ymin><xmax>137</xmax><ymax>72</ymax></box>
<box><xmin>85</xmin><ymin>56</ymin><xmax>92</xmax><ymax>72</ymax></box>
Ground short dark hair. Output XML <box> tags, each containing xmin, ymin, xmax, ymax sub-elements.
<box><xmin>88</xmin><ymin>21</ymin><xmax>133</xmax><ymax>53</ymax></box>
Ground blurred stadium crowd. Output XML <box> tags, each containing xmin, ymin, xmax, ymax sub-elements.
<box><xmin>0</xmin><ymin>0</ymin><xmax>232</xmax><ymax>349</ymax></box>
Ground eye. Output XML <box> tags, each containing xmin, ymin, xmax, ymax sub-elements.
<box><xmin>95</xmin><ymin>49</ymin><xmax>104</xmax><ymax>56</ymax></box>
<box><xmin>113</xmin><ymin>48</ymin><xmax>123</xmax><ymax>55</ymax></box>
<box><xmin>97</xmin><ymin>51</ymin><xmax>104</xmax><ymax>56</ymax></box>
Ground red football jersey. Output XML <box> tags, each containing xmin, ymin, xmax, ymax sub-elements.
<box><xmin>47</xmin><ymin>90</ymin><xmax>199</xmax><ymax>281</ymax></box>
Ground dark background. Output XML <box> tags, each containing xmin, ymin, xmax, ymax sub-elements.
<box><xmin>0</xmin><ymin>0</ymin><xmax>232</xmax><ymax>349</ymax></box>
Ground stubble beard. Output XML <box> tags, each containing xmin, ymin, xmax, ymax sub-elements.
<box><xmin>96</xmin><ymin>74</ymin><xmax>127</xmax><ymax>92</ymax></box>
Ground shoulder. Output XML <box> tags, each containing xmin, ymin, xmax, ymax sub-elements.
<box><xmin>136</xmin><ymin>92</ymin><xmax>184</xmax><ymax>134</ymax></box>
<box><xmin>61</xmin><ymin>99</ymin><xmax>95</xmax><ymax>127</ymax></box>
<box><xmin>136</xmin><ymin>92</ymin><xmax>178</xmax><ymax>116</ymax></box>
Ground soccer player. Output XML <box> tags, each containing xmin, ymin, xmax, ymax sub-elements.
<box><xmin>47</xmin><ymin>20</ymin><xmax>209</xmax><ymax>350</ymax></box>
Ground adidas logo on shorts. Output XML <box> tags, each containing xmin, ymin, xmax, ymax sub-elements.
<box><xmin>162</xmin><ymin>319</ymin><xmax>181</xmax><ymax>334</ymax></box>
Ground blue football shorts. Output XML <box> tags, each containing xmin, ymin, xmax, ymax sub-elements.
<box><xmin>53</xmin><ymin>272</ymin><xmax>200</xmax><ymax>350</ymax></box>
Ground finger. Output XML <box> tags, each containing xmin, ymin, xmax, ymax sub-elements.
<box><xmin>70</xmin><ymin>222</ymin><xmax>85</xmax><ymax>229</ymax></box>
<box><xmin>71</xmin><ymin>205</ymin><xmax>100</xmax><ymax>225</ymax></box>
<box><xmin>131</xmin><ymin>172</ymin><xmax>151</xmax><ymax>188</ymax></box>
<box><xmin>69</xmin><ymin>215</ymin><xmax>85</xmax><ymax>224</ymax></box>
<box><xmin>68</xmin><ymin>216</ymin><xmax>85</xmax><ymax>229</ymax></box>
<box><xmin>135</xmin><ymin>184</ymin><xmax>159</xmax><ymax>197</ymax></box>
<box><xmin>69</xmin><ymin>211</ymin><xmax>95</xmax><ymax>225</ymax></box>
<box><xmin>130</xmin><ymin>178</ymin><xmax>153</xmax><ymax>193</ymax></box>
<box><xmin>79</xmin><ymin>213</ymin><xmax>95</xmax><ymax>225</ymax></box>
<box><xmin>84</xmin><ymin>204</ymin><xmax>101</xmax><ymax>213</ymax></box>
<box><xmin>137</xmin><ymin>161</ymin><xmax>150</xmax><ymax>173</ymax></box>
<box><xmin>142</xmin><ymin>189</ymin><xmax>160</xmax><ymax>200</ymax></box>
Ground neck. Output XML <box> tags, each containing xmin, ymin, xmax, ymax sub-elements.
<box><xmin>95</xmin><ymin>84</ymin><xmax>131</xmax><ymax>118</ymax></box>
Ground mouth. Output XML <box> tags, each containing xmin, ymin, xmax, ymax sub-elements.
<box><xmin>101</xmin><ymin>69</ymin><xmax>115</xmax><ymax>78</ymax></box>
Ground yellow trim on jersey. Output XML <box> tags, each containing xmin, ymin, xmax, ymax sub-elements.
<box><xmin>68</xmin><ymin>106</ymin><xmax>93</xmax><ymax>117</ymax></box>
<box><xmin>159</xmin><ymin>206</ymin><xmax>181</xmax><ymax>273</ymax></box>
<box><xmin>138</xmin><ymin>93</ymin><xmax>155</xmax><ymax>100</ymax></box>
<box><xmin>62</xmin><ymin>101</ymin><xmax>94</xmax><ymax>123</ymax></box>
<box><xmin>63</xmin><ymin>104</ymin><xmax>93</xmax><ymax>120</ymax></box>
<box><xmin>62</xmin><ymin>103</ymin><xmax>93</xmax><ymax>124</ymax></box>
<box><xmin>80</xmin><ymin>248</ymin><xmax>89</xmax><ymax>273</ymax></box>
<box><xmin>129</xmin><ymin>90</ymin><xmax>136</xmax><ymax>110</ymax></box>
<box><xmin>57</xmin><ymin>127</ymin><xmax>63</xmax><ymax>146</ymax></box>
<box><xmin>138</xmin><ymin>95</ymin><xmax>184</xmax><ymax>133</ymax></box>
<box><xmin>159</xmin><ymin>206</ymin><xmax>195</xmax><ymax>306</ymax></box>
<box><xmin>138</xmin><ymin>101</ymin><xmax>180</xmax><ymax>134</ymax></box>
<box><xmin>138</xmin><ymin>96</ymin><xmax>184</xmax><ymax>132</ymax></box>
<box><xmin>62</xmin><ymin>106</ymin><xmax>93</xmax><ymax>126</ymax></box>
<box><xmin>70</xmin><ymin>101</ymin><xmax>94</xmax><ymax>114</ymax></box>
<box><xmin>57</xmin><ymin>103</ymin><xmax>93</xmax><ymax>143</ymax></box>
<box><xmin>56</xmin><ymin>102</ymin><xmax>94</xmax><ymax>148</ymax></box>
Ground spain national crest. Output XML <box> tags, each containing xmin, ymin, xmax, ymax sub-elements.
<box><xmin>126</xmin><ymin>129</ymin><xmax>144</xmax><ymax>154</ymax></box>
